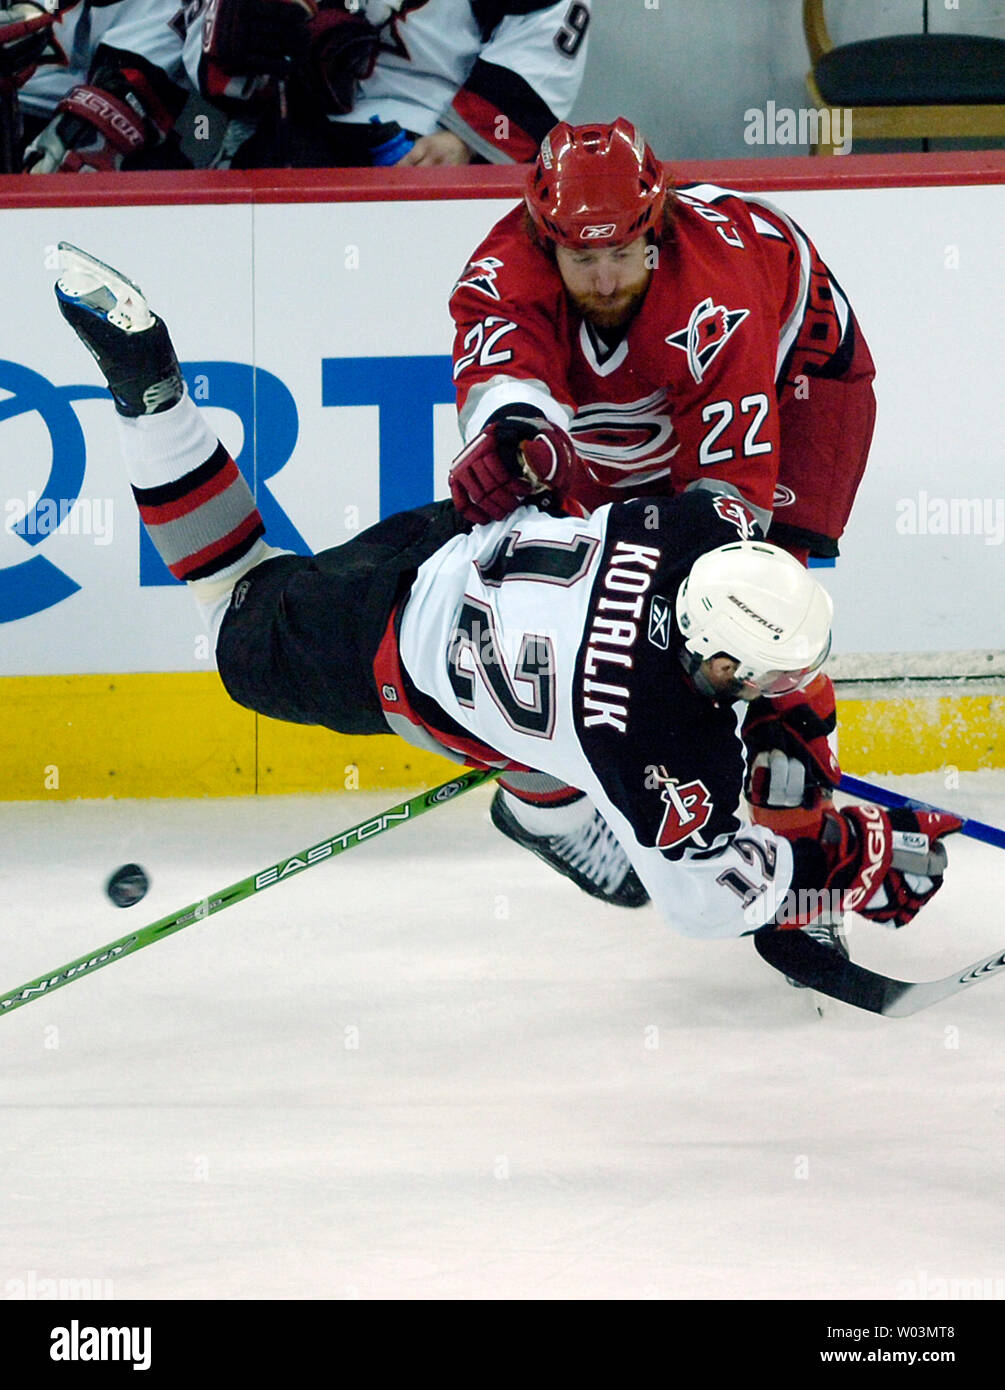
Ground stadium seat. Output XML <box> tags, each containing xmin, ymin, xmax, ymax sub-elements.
<box><xmin>803</xmin><ymin>0</ymin><xmax>1005</xmax><ymax>154</ymax></box>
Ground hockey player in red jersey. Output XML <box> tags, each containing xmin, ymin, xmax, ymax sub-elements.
<box><xmin>449</xmin><ymin>118</ymin><xmax>875</xmax><ymax>548</ymax></box>
<box><xmin>448</xmin><ymin>119</ymin><xmax>877</xmax><ymax>955</ymax></box>
<box><xmin>53</xmin><ymin>242</ymin><xmax>959</xmax><ymax>945</ymax></box>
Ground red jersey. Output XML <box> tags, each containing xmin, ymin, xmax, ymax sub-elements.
<box><xmin>450</xmin><ymin>184</ymin><xmax>873</xmax><ymax>552</ymax></box>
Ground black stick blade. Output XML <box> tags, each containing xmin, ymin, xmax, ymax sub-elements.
<box><xmin>754</xmin><ymin>929</ymin><xmax>1005</xmax><ymax>1017</ymax></box>
<box><xmin>755</xmin><ymin>929</ymin><xmax>893</xmax><ymax>1014</ymax></box>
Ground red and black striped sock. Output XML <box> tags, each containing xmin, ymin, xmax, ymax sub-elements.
<box><xmin>119</xmin><ymin>392</ymin><xmax>264</xmax><ymax>583</ymax></box>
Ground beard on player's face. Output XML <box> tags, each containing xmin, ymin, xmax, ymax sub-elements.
<box><xmin>568</xmin><ymin>280</ymin><xmax>650</xmax><ymax>331</ymax></box>
<box><xmin>555</xmin><ymin>238</ymin><xmax>652</xmax><ymax>333</ymax></box>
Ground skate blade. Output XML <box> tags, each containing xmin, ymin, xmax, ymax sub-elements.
<box><xmin>55</xmin><ymin>242</ymin><xmax>153</xmax><ymax>334</ymax></box>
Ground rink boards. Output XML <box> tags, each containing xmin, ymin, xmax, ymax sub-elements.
<box><xmin>0</xmin><ymin>158</ymin><xmax>1002</xmax><ymax>797</ymax></box>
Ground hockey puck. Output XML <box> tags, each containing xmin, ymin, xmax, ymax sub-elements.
<box><xmin>105</xmin><ymin>863</ymin><xmax>150</xmax><ymax>909</ymax></box>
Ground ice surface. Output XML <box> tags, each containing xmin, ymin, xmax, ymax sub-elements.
<box><xmin>1</xmin><ymin>773</ymin><xmax>1003</xmax><ymax>1301</ymax></box>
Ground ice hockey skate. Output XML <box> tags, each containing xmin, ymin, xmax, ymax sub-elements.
<box><xmin>490</xmin><ymin>788</ymin><xmax>650</xmax><ymax>908</ymax></box>
<box><xmin>54</xmin><ymin>242</ymin><xmax>183</xmax><ymax>417</ymax></box>
<box><xmin>787</xmin><ymin>910</ymin><xmax>849</xmax><ymax>995</ymax></box>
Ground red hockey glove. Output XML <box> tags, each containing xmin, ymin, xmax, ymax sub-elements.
<box><xmin>202</xmin><ymin>0</ymin><xmax>314</xmax><ymax>76</ymax></box>
<box><xmin>744</xmin><ymin>672</ymin><xmax>840</xmax><ymax>839</ymax></box>
<box><xmin>24</xmin><ymin>84</ymin><xmax>147</xmax><ymax>171</ymax></box>
<box><xmin>789</xmin><ymin>804</ymin><xmax>961</xmax><ymax>928</ymax></box>
<box><xmin>23</xmin><ymin>44</ymin><xmax>186</xmax><ymax>173</ymax></box>
<box><xmin>0</xmin><ymin>4</ymin><xmax>55</xmax><ymax>87</ymax></box>
<box><xmin>854</xmin><ymin>807</ymin><xmax>962</xmax><ymax>926</ymax></box>
<box><xmin>449</xmin><ymin>415</ymin><xmax>576</xmax><ymax>525</ymax></box>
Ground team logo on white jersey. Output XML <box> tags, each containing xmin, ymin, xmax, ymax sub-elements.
<box><xmin>378</xmin><ymin>0</ymin><xmax>432</xmax><ymax>59</ymax></box>
<box><xmin>654</xmin><ymin>771</ymin><xmax>714</xmax><ymax>850</ymax></box>
<box><xmin>666</xmin><ymin>297</ymin><xmax>749</xmax><ymax>384</ymax></box>
<box><xmin>452</xmin><ymin>257</ymin><xmax>504</xmax><ymax>302</ymax></box>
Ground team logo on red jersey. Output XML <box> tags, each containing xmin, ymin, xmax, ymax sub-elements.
<box><xmin>453</xmin><ymin>256</ymin><xmax>504</xmax><ymax>301</ymax></box>
<box><xmin>569</xmin><ymin>392</ymin><xmax>679</xmax><ymax>482</ymax></box>
<box><xmin>712</xmin><ymin>494</ymin><xmax>759</xmax><ymax>538</ymax></box>
<box><xmin>654</xmin><ymin>772</ymin><xmax>714</xmax><ymax>850</ymax></box>
<box><xmin>666</xmin><ymin>298</ymin><xmax>749</xmax><ymax>384</ymax></box>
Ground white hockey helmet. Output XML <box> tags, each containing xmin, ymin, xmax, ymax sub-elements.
<box><xmin>675</xmin><ymin>540</ymin><xmax>833</xmax><ymax>698</ymax></box>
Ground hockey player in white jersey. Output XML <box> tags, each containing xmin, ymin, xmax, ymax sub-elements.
<box><xmin>52</xmin><ymin>244</ymin><xmax>961</xmax><ymax>942</ymax></box>
<box><xmin>180</xmin><ymin>0</ymin><xmax>589</xmax><ymax>168</ymax></box>
<box><xmin>2</xmin><ymin>0</ymin><xmax>190</xmax><ymax>172</ymax></box>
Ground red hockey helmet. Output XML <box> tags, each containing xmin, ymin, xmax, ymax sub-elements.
<box><xmin>525</xmin><ymin>119</ymin><xmax>667</xmax><ymax>250</ymax></box>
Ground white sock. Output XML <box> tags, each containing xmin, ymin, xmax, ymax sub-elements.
<box><xmin>115</xmin><ymin>389</ymin><xmax>219</xmax><ymax>491</ymax></box>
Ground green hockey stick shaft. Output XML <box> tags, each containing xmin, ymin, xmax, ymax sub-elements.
<box><xmin>1</xmin><ymin>767</ymin><xmax>500</xmax><ymax>1019</ymax></box>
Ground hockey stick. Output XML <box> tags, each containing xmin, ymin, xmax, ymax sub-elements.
<box><xmin>759</xmin><ymin>772</ymin><xmax>1005</xmax><ymax>1012</ymax></box>
<box><xmin>0</xmin><ymin>767</ymin><xmax>500</xmax><ymax>1019</ymax></box>
<box><xmin>839</xmin><ymin>773</ymin><xmax>1005</xmax><ymax>852</ymax></box>
<box><xmin>754</xmin><ymin>928</ymin><xmax>1005</xmax><ymax>1017</ymax></box>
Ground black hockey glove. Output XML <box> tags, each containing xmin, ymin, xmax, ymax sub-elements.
<box><xmin>202</xmin><ymin>0</ymin><xmax>314</xmax><ymax>76</ymax></box>
<box><xmin>296</xmin><ymin>3</ymin><xmax>385</xmax><ymax>117</ymax></box>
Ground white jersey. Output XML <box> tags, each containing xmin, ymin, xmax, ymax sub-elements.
<box><xmin>338</xmin><ymin>0</ymin><xmax>590</xmax><ymax>160</ymax></box>
<box><xmin>395</xmin><ymin>493</ymin><xmax>795</xmax><ymax>939</ymax></box>
<box><xmin>18</xmin><ymin>0</ymin><xmax>188</xmax><ymax>121</ymax></box>
<box><xmin>181</xmin><ymin>0</ymin><xmax>590</xmax><ymax>162</ymax></box>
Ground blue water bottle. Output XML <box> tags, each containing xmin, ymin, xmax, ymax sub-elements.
<box><xmin>368</xmin><ymin>116</ymin><xmax>414</xmax><ymax>166</ymax></box>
